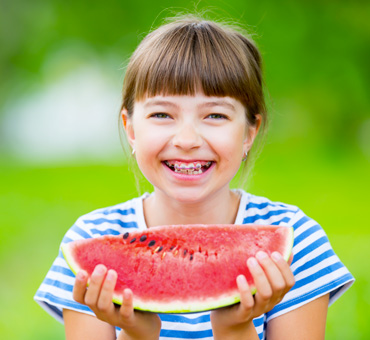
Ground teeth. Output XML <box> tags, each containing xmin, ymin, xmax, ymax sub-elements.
<box><xmin>174</xmin><ymin>162</ymin><xmax>198</xmax><ymax>171</ymax></box>
<box><xmin>165</xmin><ymin>161</ymin><xmax>212</xmax><ymax>175</ymax></box>
<box><xmin>175</xmin><ymin>169</ymin><xmax>203</xmax><ymax>175</ymax></box>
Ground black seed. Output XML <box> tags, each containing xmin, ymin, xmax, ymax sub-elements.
<box><xmin>123</xmin><ymin>232</ymin><xmax>129</xmax><ymax>239</ymax></box>
<box><xmin>170</xmin><ymin>246</ymin><xmax>175</xmax><ymax>251</ymax></box>
<box><xmin>140</xmin><ymin>235</ymin><xmax>147</xmax><ymax>242</ymax></box>
<box><xmin>183</xmin><ymin>249</ymin><xmax>188</xmax><ymax>256</ymax></box>
<box><xmin>157</xmin><ymin>246</ymin><xmax>163</xmax><ymax>253</ymax></box>
<box><xmin>148</xmin><ymin>240</ymin><xmax>156</xmax><ymax>247</ymax></box>
<box><xmin>190</xmin><ymin>254</ymin><xmax>194</xmax><ymax>261</ymax></box>
<box><xmin>130</xmin><ymin>238</ymin><xmax>136</xmax><ymax>244</ymax></box>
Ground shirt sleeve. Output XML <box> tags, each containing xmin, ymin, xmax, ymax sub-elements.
<box><xmin>266</xmin><ymin>209</ymin><xmax>354</xmax><ymax>322</ymax></box>
<box><xmin>34</xmin><ymin>218</ymin><xmax>96</xmax><ymax>323</ymax></box>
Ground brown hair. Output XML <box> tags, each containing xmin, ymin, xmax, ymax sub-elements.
<box><xmin>121</xmin><ymin>15</ymin><xmax>266</xmax><ymax>129</ymax></box>
<box><xmin>120</xmin><ymin>15</ymin><xmax>268</xmax><ymax>188</ymax></box>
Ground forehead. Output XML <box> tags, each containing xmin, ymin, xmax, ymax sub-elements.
<box><xmin>135</xmin><ymin>94</ymin><xmax>245</xmax><ymax>112</ymax></box>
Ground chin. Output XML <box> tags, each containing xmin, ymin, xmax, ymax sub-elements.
<box><xmin>165</xmin><ymin>188</ymin><xmax>209</xmax><ymax>205</ymax></box>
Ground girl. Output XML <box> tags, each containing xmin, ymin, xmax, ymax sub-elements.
<box><xmin>35</xmin><ymin>15</ymin><xmax>354</xmax><ymax>340</ymax></box>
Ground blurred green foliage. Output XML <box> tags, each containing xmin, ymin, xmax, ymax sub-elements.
<box><xmin>0</xmin><ymin>0</ymin><xmax>369</xmax><ymax>339</ymax></box>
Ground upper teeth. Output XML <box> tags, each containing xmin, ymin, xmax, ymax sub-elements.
<box><xmin>165</xmin><ymin>161</ymin><xmax>212</xmax><ymax>174</ymax></box>
<box><xmin>176</xmin><ymin>163</ymin><xmax>195</xmax><ymax>170</ymax></box>
<box><xmin>172</xmin><ymin>162</ymin><xmax>210</xmax><ymax>170</ymax></box>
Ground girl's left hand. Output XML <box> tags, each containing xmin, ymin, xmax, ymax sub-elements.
<box><xmin>210</xmin><ymin>251</ymin><xmax>295</xmax><ymax>338</ymax></box>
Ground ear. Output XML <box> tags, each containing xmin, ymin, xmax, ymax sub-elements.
<box><xmin>243</xmin><ymin>114</ymin><xmax>262</xmax><ymax>153</ymax></box>
<box><xmin>121</xmin><ymin>108</ymin><xmax>135</xmax><ymax>149</ymax></box>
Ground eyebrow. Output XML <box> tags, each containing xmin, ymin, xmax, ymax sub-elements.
<box><xmin>143</xmin><ymin>99</ymin><xmax>236</xmax><ymax>110</ymax></box>
<box><xmin>199</xmin><ymin>100</ymin><xmax>236</xmax><ymax>111</ymax></box>
<box><xmin>143</xmin><ymin>100</ymin><xmax>178</xmax><ymax>109</ymax></box>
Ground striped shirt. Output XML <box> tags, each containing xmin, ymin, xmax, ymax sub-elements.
<box><xmin>34</xmin><ymin>190</ymin><xmax>354</xmax><ymax>339</ymax></box>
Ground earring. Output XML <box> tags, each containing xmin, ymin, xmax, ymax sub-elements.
<box><xmin>131</xmin><ymin>148</ymin><xmax>136</xmax><ymax>155</ymax></box>
<box><xmin>242</xmin><ymin>151</ymin><xmax>248</xmax><ymax>162</ymax></box>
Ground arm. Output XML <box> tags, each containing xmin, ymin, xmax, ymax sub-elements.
<box><xmin>64</xmin><ymin>309</ymin><xmax>116</xmax><ymax>340</ymax></box>
<box><xmin>266</xmin><ymin>293</ymin><xmax>329</xmax><ymax>340</ymax></box>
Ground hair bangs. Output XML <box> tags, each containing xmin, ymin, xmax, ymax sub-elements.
<box><xmin>125</xmin><ymin>21</ymin><xmax>259</xmax><ymax>112</ymax></box>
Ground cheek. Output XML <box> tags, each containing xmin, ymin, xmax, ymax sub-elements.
<box><xmin>134</xmin><ymin>126</ymin><xmax>170</xmax><ymax>161</ymax></box>
<box><xmin>209</xmin><ymin>129</ymin><xmax>245</xmax><ymax>160</ymax></box>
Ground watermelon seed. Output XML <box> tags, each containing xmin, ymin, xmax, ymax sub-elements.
<box><xmin>190</xmin><ymin>254</ymin><xmax>194</xmax><ymax>261</ymax></box>
<box><xmin>148</xmin><ymin>240</ymin><xmax>156</xmax><ymax>247</ymax></box>
<box><xmin>123</xmin><ymin>232</ymin><xmax>129</xmax><ymax>239</ymax></box>
<box><xmin>140</xmin><ymin>235</ymin><xmax>147</xmax><ymax>242</ymax></box>
<box><xmin>155</xmin><ymin>246</ymin><xmax>163</xmax><ymax>253</ymax></box>
<box><xmin>169</xmin><ymin>246</ymin><xmax>175</xmax><ymax>251</ymax></box>
<box><xmin>130</xmin><ymin>238</ymin><xmax>136</xmax><ymax>244</ymax></box>
<box><xmin>174</xmin><ymin>250</ymin><xmax>179</xmax><ymax>257</ymax></box>
<box><xmin>162</xmin><ymin>252</ymin><xmax>167</xmax><ymax>259</ymax></box>
<box><xmin>183</xmin><ymin>249</ymin><xmax>188</xmax><ymax>257</ymax></box>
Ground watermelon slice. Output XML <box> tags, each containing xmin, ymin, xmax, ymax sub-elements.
<box><xmin>62</xmin><ymin>224</ymin><xmax>293</xmax><ymax>313</ymax></box>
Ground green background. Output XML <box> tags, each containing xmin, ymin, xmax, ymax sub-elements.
<box><xmin>1</xmin><ymin>0</ymin><xmax>369</xmax><ymax>339</ymax></box>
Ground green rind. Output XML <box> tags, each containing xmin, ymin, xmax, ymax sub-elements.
<box><xmin>61</xmin><ymin>242</ymin><xmax>80</xmax><ymax>277</ymax></box>
<box><xmin>283</xmin><ymin>227</ymin><xmax>294</xmax><ymax>262</ymax></box>
<box><xmin>111</xmin><ymin>288</ymin><xmax>257</xmax><ymax>313</ymax></box>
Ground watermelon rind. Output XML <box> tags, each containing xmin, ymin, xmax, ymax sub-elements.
<box><xmin>61</xmin><ymin>242</ymin><xmax>82</xmax><ymax>277</ymax></box>
<box><xmin>61</xmin><ymin>225</ymin><xmax>294</xmax><ymax>314</ymax></box>
<box><xmin>283</xmin><ymin>226</ymin><xmax>294</xmax><ymax>262</ymax></box>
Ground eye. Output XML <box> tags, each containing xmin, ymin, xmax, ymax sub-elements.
<box><xmin>206</xmin><ymin>113</ymin><xmax>228</xmax><ymax>120</ymax></box>
<box><xmin>149</xmin><ymin>112</ymin><xmax>171</xmax><ymax>119</ymax></box>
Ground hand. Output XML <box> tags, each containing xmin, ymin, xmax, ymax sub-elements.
<box><xmin>210</xmin><ymin>251</ymin><xmax>295</xmax><ymax>338</ymax></box>
<box><xmin>73</xmin><ymin>264</ymin><xmax>161</xmax><ymax>340</ymax></box>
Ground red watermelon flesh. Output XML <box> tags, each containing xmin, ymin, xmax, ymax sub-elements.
<box><xmin>61</xmin><ymin>224</ymin><xmax>293</xmax><ymax>313</ymax></box>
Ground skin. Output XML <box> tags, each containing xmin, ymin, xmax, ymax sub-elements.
<box><xmin>64</xmin><ymin>93</ymin><xmax>329</xmax><ymax>339</ymax></box>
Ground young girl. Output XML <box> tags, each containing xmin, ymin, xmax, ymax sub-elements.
<box><xmin>35</xmin><ymin>15</ymin><xmax>354</xmax><ymax>340</ymax></box>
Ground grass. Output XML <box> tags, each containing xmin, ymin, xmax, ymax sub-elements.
<box><xmin>0</xmin><ymin>144</ymin><xmax>369</xmax><ymax>339</ymax></box>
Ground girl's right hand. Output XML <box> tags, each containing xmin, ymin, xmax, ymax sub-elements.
<box><xmin>73</xmin><ymin>264</ymin><xmax>161</xmax><ymax>340</ymax></box>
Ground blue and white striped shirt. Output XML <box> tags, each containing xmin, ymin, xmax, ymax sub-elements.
<box><xmin>34</xmin><ymin>190</ymin><xmax>354</xmax><ymax>339</ymax></box>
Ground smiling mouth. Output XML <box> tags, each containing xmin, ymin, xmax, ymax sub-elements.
<box><xmin>164</xmin><ymin>161</ymin><xmax>213</xmax><ymax>175</ymax></box>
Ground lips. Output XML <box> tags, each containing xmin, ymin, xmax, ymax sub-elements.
<box><xmin>164</xmin><ymin>160</ymin><xmax>213</xmax><ymax>175</ymax></box>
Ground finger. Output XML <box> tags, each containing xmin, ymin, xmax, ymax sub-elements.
<box><xmin>271</xmin><ymin>252</ymin><xmax>295</xmax><ymax>291</ymax></box>
<box><xmin>84</xmin><ymin>264</ymin><xmax>107</xmax><ymax>307</ymax></box>
<box><xmin>236</xmin><ymin>275</ymin><xmax>254</xmax><ymax>315</ymax></box>
<box><xmin>97</xmin><ymin>269</ymin><xmax>117</xmax><ymax>312</ymax></box>
<box><xmin>73</xmin><ymin>270</ymin><xmax>88</xmax><ymax>304</ymax></box>
<box><xmin>247</xmin><ymin>257</ymin><xmax>272</xmax><ymax>303</ymax></box>
<box><xmin>255</xmin><ymin>251</ymin><xmax>286</xmax><ymax>294</ymax></box>
<box><xmin>119</xmin><ymin>288</ymin><xmax>134</xmax><ymax>319</ymax></box>
<box><xmin>287</xmin><ymin>252</ymin><xmax>294</xmax><ymax>265</ymax></box>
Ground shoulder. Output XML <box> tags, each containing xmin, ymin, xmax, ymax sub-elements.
<box><xmin>239</xmin><ymin>190</ymin><xmax>329</xmax><ymax>253</ymax></box>
<box><xmin>238</xmin><ymin>190</ymin><xmax>301</xmax><ymax>227</ymax></box>
<box><xmin>62</xmin><ymin>194</ymin><xmax>149</xmax><ymax>243</ymax></box>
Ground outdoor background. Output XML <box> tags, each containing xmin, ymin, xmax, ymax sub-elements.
<box><xmin>0</xmin><ymin>0</ymin><xmax>369</xmax><ymax>339</ymax></box>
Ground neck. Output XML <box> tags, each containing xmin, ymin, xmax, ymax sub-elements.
<box><xmin>143</xmin><ymin>188</ymin><xmax>241</xmax><ymax>227</ymax></box>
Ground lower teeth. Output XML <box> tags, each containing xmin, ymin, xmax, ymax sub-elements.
<box><xmin>175</xmin><ymin>169</ymin><xmax>203</xmax><ymax>175</ymax></box>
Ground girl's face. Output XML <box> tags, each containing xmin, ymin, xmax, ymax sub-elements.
<box><xmin>123</xmin><ymin>92</ymin><xmax>260</xmax><ymax>204</ymax></box>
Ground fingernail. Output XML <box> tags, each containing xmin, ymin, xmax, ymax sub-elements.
<box><xmin>106</xmin><ymin>270</ymin><xmax>116</xmax><ymax>281</ymax></box>
<box><xmin>77</xmin><ymin>271</ymin><xmax>86</xmax><ymax>280</ymax></box>
<box><xmin>247</xmin><ymin>257</ymin><xmax>258</xmax><ymax>267</ymax></box>
<box><xmin>93</xmin><ymin>265</ymin><xmax>106</xmax><ymax>275</ymax></box>
<box><xmin>123</xmin><ymin>288</ymin><xmax>131</xmax><ymax>300</ymax></box>
<box><xmin>237</xmin><ymin>275</ymin><xmax>247</xmax><ymax>286</ymax></box>
<box><xmin>271</xmin><ymin>252</ymin><xmax>282</xmax><ymax>261</ymax></box>
<box><xmin>256</xmin><ymin>251</ymin><xmax>267</xmax><ymax>260</ymax></box>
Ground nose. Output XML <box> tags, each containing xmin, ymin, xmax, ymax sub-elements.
<box><xmin>172</xmin><ymin>122</ymin><xmax>203</xmax><ymax>150</ymax></box>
